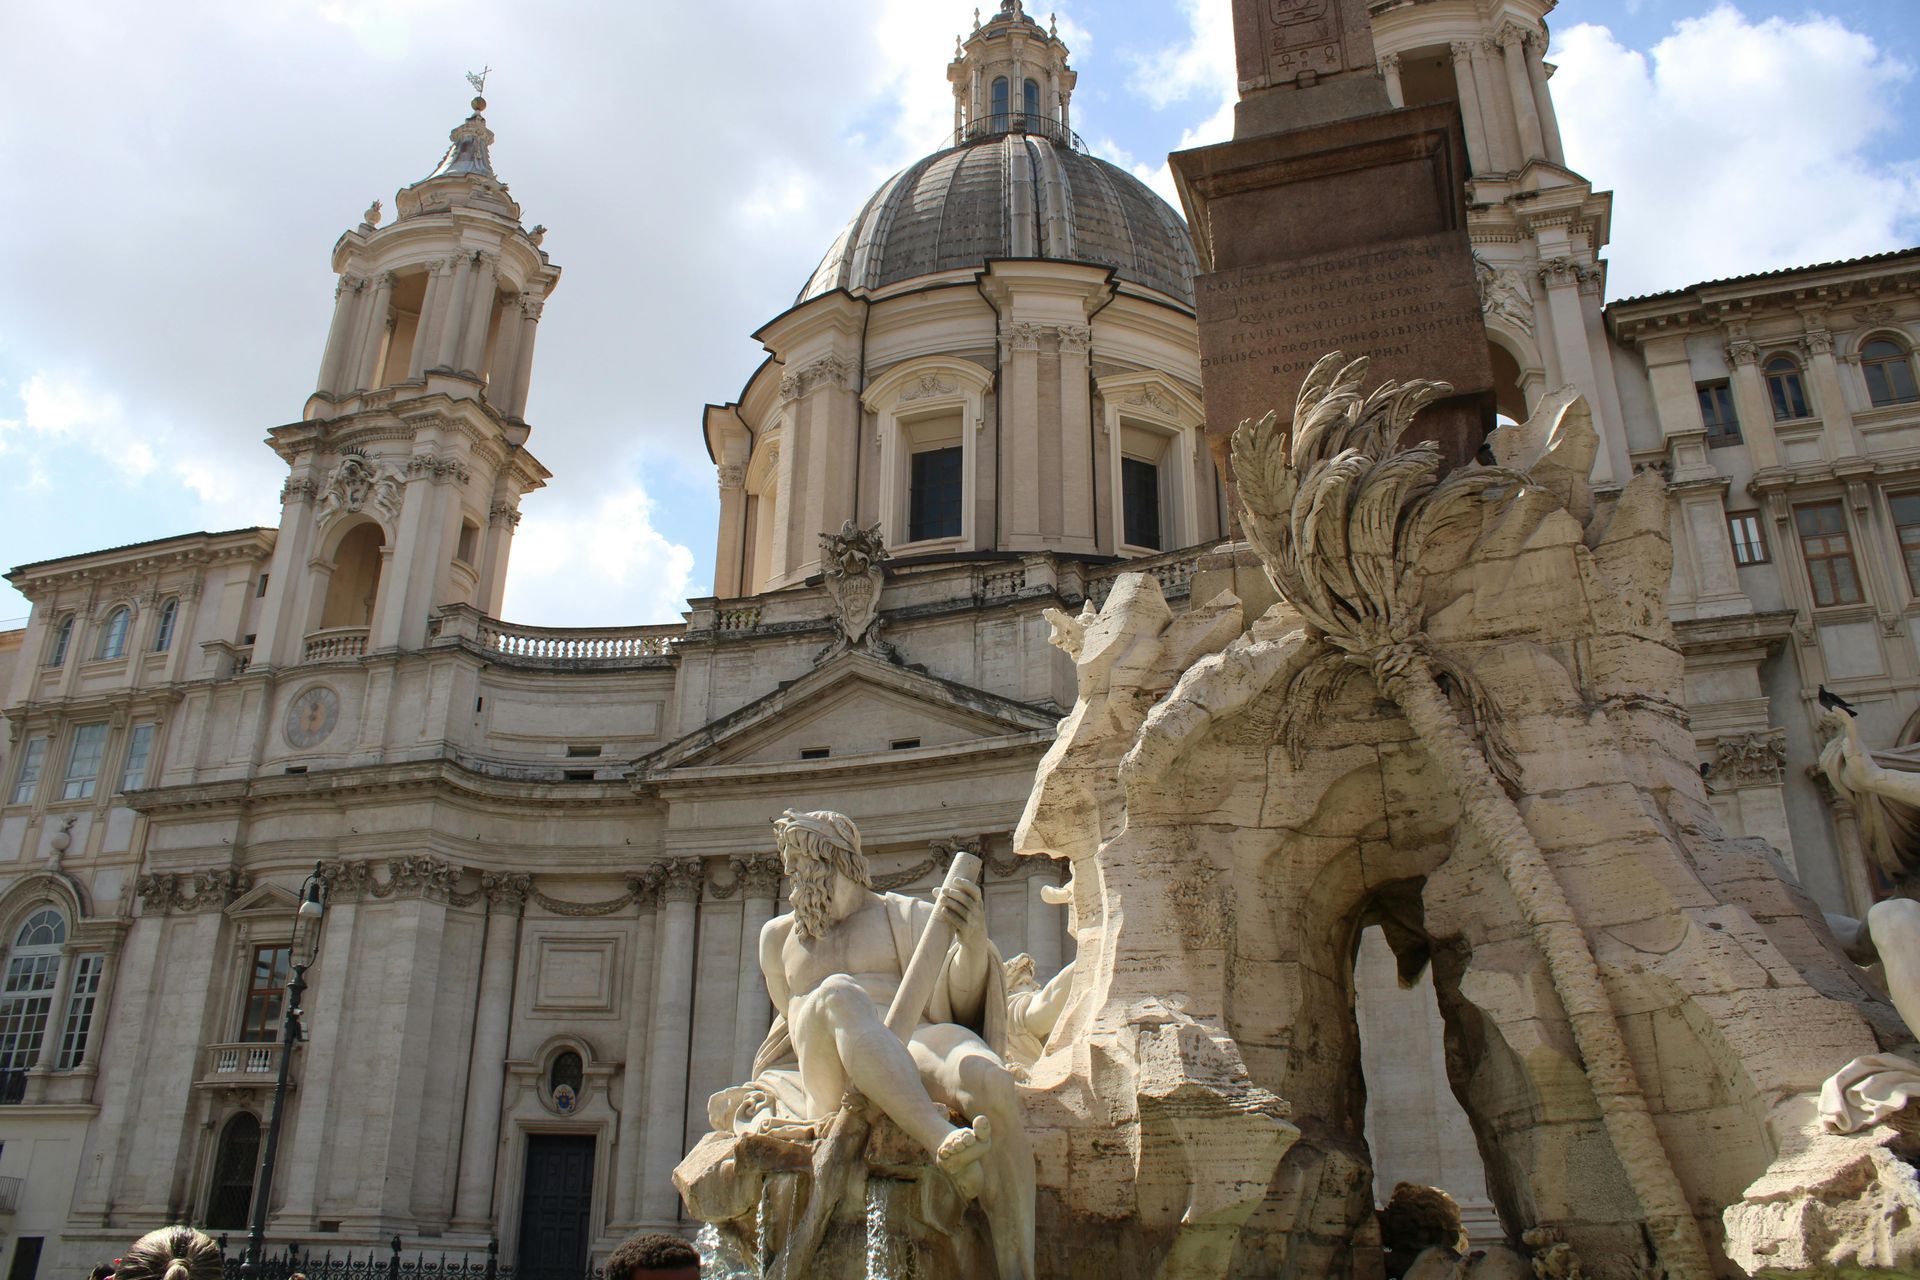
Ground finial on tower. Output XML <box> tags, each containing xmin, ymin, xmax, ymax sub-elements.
<box><xmin>973</xmin><ymin>7</ymin><xmax>981</xmax><ymax>30</ymax></box>
<box><xmin>1050</xmin><ymin>12</ymin><xmax>1057</xmax><ymax>35</ymax></box>
<box><xmin>465</xmin><ymin>66</ymin><xmax>491</xmax><ymax>113</ymax></box>
<box><xmin>1000</xmin><ymin>0</ymin><xmax>1021</xmax><ymax>12</ymax></box>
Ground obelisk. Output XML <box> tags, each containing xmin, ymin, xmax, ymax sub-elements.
<box><xmin>1172</xmin><ymin>0</ymin><xmax>1494</xmax><ymax>494</ymax></box>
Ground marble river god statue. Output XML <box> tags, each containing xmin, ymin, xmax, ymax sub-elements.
<box><xmin>675</xmin><ymin>808</ymin><xmax>1034</xmax><ymax>1279</ymax></box>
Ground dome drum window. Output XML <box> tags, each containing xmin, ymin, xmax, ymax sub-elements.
<box><xmin>864</xmin><ymin>361</ymin><xmax>996</xmax><ymax>555</ymax></box>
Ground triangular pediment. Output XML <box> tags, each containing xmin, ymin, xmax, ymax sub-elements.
<box><xmin>634</xmin><ymin>652</ymin><xmax>1059</xmax><ymax>779</ymax></box>
<box><xmin>226</xmin><ymin>883</ymin><xmax>300</xmax><ymax>918</ymax></box>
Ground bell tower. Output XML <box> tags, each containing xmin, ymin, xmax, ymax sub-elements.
<box><xmin>251</xmin><ymin>81</ymin><xmax>557</xmax><ymax>670</ymax></box>
<box><xmin>948</xmin><ymin>0</ymin><xmax>1077</xmax><ymax>144</ymax></box>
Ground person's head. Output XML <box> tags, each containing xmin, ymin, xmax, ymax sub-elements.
<box><xmin>88</xmin><ymin>1263</ymin><xmax>114</xmax><ymax>1280</ymax></box>
<box><xmin>603</xmin><ymin>1231</ymin><xmax>700</xmax><ymax>1280</ymax></box>
<box><xmin>773</xmin><ymin>809</ymin><xmax>871</xmax><ymax>940</ymax></box>
<box><xmin>113</xmin><ymin>1227</ymin><xmax>222</xmax><ymax>1280</ymax></box>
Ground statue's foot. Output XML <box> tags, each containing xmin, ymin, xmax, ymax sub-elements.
<box><xmin>935</xmin><ymin>1115</ymin><xmax>994</xmax><ymax>1200</ymax></box>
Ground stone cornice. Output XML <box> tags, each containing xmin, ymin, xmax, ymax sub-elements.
<box><xmin>7</xmin><ymin>530</ymin><xmax>275</xmax><ymax>597</ymax></box>
<box><xmin>124</xmin><ymin>755</ymin><xmax>665</xmax><ymax>818</ymax></box>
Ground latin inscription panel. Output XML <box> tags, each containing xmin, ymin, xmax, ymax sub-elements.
<box><xmin>1197</xmin><ymin>233</ymin><xmax>1492</xmax><ymax>437</ymax></box>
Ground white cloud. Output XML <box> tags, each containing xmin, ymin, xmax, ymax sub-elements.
<box><xmin>1551</xmin><ymin>5</ymin><xmax>1920</xmax><ymax>297</ymax></box>
<box><xmin>1124</xmin><ymin>0</ymin><xmax>1235</xmax><ymax>203</ymax></box>
<box><xmin>502</xmin><ymin>485</ymin><xmax>696</xmax><ymax>628</ymax></box>
<box><xmin>11</xmin><ymin>373</ymin><xmax>155</xmax><ymax>480</ymax></box>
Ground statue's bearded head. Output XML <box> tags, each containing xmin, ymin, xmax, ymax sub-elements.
<box><xmin>773</xmin><ymin>809</ymin><xmax>873</xmax><ymax>941</ymax></box>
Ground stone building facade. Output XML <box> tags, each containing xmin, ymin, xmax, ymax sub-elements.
<box><xmin>0</xmin><ymin>1</ymin><xmax>1915</xmax><ymax>1275</ymax></box>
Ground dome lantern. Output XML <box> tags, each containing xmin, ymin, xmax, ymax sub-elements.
<box><xmin>947</xmin><ymin>0</ymin><xmax>1077</xmax><ymax>148</ymax></box>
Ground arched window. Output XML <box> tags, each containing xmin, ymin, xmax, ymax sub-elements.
<box><xmin>152</xmin><ymin>598</ymin><xmax>179</xmax><ymax>653</ymax></box>
<box><xmin>46</xmin><ymin>616</ymin><xmax>73</xmax><ymax>668</ymax></box>
<box><xmin>991</xmin><ymin>77</ymin><xmax>1009</xmax><ymax>129</ymax></box>
<box><xmin>0</xmin><ymin>909</ymin><xmax>67</xmax><ymax>1094</ymax></box>
<box><xmin>96</xmin><ymin>607</ymin><xmax>131</xmax><ymax>660</ymax></box>
<box><xmin>1764</xmin><ymin>355</ymin><xmax>1811</xmax><ymax>421</ymax></box>
<box><xmin>1863</xmin><ymin>337</ymin><xmax>1919</xmax><ymax>408</ymax></box>
<box><xmin>1023</xmin><ymin>78</ymin><xmax>1041</xmax><ymax>125</ymax></box>
<box><xmin>205</xmin><ymin>1112</ymin><xmax>261</xmax><ymax>1230</ymax></box>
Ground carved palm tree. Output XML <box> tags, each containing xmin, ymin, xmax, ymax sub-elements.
<box><xmin>1232</xmin><ymin>353</ymin><xmax>1713</xmax><ymax>1280</ymax></box>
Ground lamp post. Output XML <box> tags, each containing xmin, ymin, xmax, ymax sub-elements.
<box><xmin>240</xmin><ymin>862</ymin><xmax>328</xmax><ymax>1280</ymax></box>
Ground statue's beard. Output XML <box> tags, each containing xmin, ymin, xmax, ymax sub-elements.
<box><xmin>789</xmin><ymin>860</ymin><xmax>837</xmax><ymax>941</ymax></box>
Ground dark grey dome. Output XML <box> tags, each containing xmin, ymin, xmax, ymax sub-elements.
<box><xmin>798</xmin><ymin>133</ymin><xmax>1198</xmax><ymax>307</ymax></box>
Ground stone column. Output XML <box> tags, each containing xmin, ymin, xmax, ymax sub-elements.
<box><xmin>486</xmin><ymin>295</ymin><xmax>524</xmax><ymax>409</ymax></box>
<box><xmin>613</xmin><ymin>870</ymin><xmax>663</xmax><ymax>1228</ymax></box>
<box><xmin>1057</xmin><ymin>324</ymin><xmax>1096</xmax><ymax>547</ymax></box>
<box><xmin>1524</xmin><ymin>39</ymin><xmax>1565</xmax><ymax>165</ymax></box>
<box><xmin>457</xmin><ymin>253</ymin><xmax>499</xmax><ymax>376</ymax></box>
<box><xmin>351</xmin><ymin>271</ymin><xmax>395</xmax><ymax>392</ymax></box>
<box><xmin>317</xmin><ymin>277</ymin><xmax>364</xmax><ymax>394</ymax></box>
<box><xmin>451</xmin><ymin>876</ymin><xmax>528</xmax><ymax>1231</ymax></box>
<box><xmin>1500</xmin><ymin>26</ymin><xmax>1547</xmax><ymax>163</ymax></box>
<box><xmin>479</xmin><ymin>503</ymin><xmax>520</xmax><ymax>617</ymax></box>
<box><xmin>1004</xmin><ymin>322</ymin><xmax>1044</xmax><ymax>543</ymax></box>
<box><xmin>505</xmin><ymin>296</ymin><xmax>544</xmax><ymax>420</ymax></box>
<box><xmin>713</xmin><ymin>466</ymin><xmax>749</xmax><ymax>602</ymax></box>
<box><xmin>277</xmin><ymin>882</ymin><xmax>360</xmax><ymax>1228</ymax></box>
<box><xmin>1377</xmin><ymin>53</ymin><xmax>1404</xmax><ymax>108</ymax></box>
<box><xmin>1725</xmin><ymin>339</ymin><xmax>1783</xmax><ymax>470</ymax></box>
<box><xmin>729</xmin><ymin>855</ymin><xmax>782</xmax><ymax>1083</ymax></box>
<box><xmin>435</xmin><ymin>255</ymin><xmax>474</xmax><ymax>371</ymax></box>
<box><xmin>76</xmin><ymin>939</ymin><xmax>121</xmax><ymax>1072</ymax></box>
<box><xmin>407</xmin><ymin>261</ymin><xmax>451</xmax><ymax>382</ymax></box>
<box><xmin>1449</xmin><ymin>42</ymin><xmax>1491</xmax><ymax>176</ymax></box>
<box><xmin>637</xmin><ymin>860</ymin><xmax>703</xmax><ymax>1226</ymax></box>
<box><xmin>1805</xmin><ymin>327</ymin><xmax>1866</xmax><ymax>458</ymax></box>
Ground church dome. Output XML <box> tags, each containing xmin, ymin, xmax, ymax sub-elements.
<box><xmin>797</xmin><ymin>132</ymin><xmax>1199</xmax><ymax>308</ymax></box>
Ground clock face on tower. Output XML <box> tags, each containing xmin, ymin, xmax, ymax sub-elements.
<box><xmin>284</xmin><ymin>685</ymin><xmax>341</xmax><ymax>749</ymax></box>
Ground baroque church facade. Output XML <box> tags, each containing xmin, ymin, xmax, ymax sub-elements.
<box><xmin>0</xmin><ymin>1</ymin><xmax>1918</xmax><ymax>1274</ymax></box>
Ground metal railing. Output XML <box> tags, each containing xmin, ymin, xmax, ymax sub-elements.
<box><xmin>0</xmin><ymin>1176</ymin><xmax>20</xmax><ymax>1213</ymax></box>
<box><xmin>220</xmin><ymin>1237</ymin><xmax>614</xmax><ymax>1280</ymax></box>
<box><xmin>0</xmin><ymin>1069</ymin><xmax>25</xmax><ymax>1105</ymax></box>
<box><xmin>957</xmin><ymin>111</ymin><xmax>1087</xmax><ymax>153</ymax></box>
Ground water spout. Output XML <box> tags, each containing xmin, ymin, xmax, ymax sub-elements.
<box><xmin>865</xmin><ymin>1178</ymin><xmax>910</xmax><ymax>1279</ymax></box>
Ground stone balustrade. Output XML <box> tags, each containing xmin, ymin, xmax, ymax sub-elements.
<box><xmin>454</xmin><ymin>614</ymin><xmax>682</xmax><ymax>669</ymax></box>
<box><xmin>302</xmin><ymin>626</ymin><xmax>370</xmax><ymax>663</ymax></box>
<box><xmin>1088</xmin><ymin>549</ymin><xmax>1201</xmax><ymax>604</ymax></box>
<box><xmin>200</xmin><ymin>1040</ymin><xmax>283</xmax><ymax>1086</ymax></box>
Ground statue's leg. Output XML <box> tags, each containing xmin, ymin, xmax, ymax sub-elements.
<box><xmin>1870</xmin><ymin>897</ymin><xmax>1920</xmax><ymax>1038</ymax></box>
<box><xmin>911</xmin><ymin>1025</ymin><xmax>1037</xmax><ymax>1280</ymax></box>
<box><xmin>792</xmin><ymin>975</ymin><xmax>964</xmax><ymax>1157</ymax></box>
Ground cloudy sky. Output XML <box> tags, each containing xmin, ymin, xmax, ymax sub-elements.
<box><xmin>1</xmin><ymin>0</ymin><xmax>1916</xmax><ymax>628</ymax></box>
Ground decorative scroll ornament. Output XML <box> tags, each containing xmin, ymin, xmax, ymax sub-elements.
<box><xmin>136</xmin><ymin>868</ymin><xmax>254</xmax><ymax>915</ymax></box>
<box><xmin>816</xmin><ymin>520</ymin><xmax>898</xmax><ymax>665</ymax></box>
<box><xmin>316</xmin><ymin>450</ymin><xmax>405</xmax><ymax>530</ymax></box>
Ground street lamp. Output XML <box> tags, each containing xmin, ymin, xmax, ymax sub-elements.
<box><xmin>240</xmin><ymin>862</ymin><xmax>328</xmax><ymax>1280</ymax></box>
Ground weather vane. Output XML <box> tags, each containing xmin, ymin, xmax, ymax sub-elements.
<box><xmin>465</xmin><ymin>67</ymin><xmax>491</xmax><ymax>97</ymax></box>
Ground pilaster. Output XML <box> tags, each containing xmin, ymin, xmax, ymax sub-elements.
<box><xmin>636</xmin><ymin>859</ymin><xmax>703</xmax><ymax>1226</ymax></box>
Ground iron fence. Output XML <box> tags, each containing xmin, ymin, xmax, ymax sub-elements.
<box><xmin>217</xmin><ymin>1237</ymin><xmax>606</xmax><ymax>1280</ymax></box>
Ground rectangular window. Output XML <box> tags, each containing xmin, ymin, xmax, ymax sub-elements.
<box><xmin>256</xmin><ymin>574</ymin><xmax>270</xmax><ymax>599</ymax></box>
<box><xmin>1727</xmin><ymin>513</ymin><xmax>1769</xmax><ymax>566</ymax></box>
<box><xmin>1122</xmin><ymin>457</ymin><xmax>1164</xmax><ymax>550</ymax></box>
<box><xmin>54</xmin><ymin>954</ymin><xmax>102</xmax><ymax>1071</ymax></box>
<box><xmin>1796</xmin><ymin>502</ymin><xmax>1864</xmax><ymax>607</ymax></box>
<box><xmin>238</xmin><ymin>945</ymin><xmax>291</xmax><ymax>1043</ymax></box>
<box><xmin>908</xmin><ymin>446</ymin><xmax>963</xmax><ymax>542</ymax></box>
<box><xmin>799</xmin><ymin>747</ymin><xmax>831</xmax><ymax>761</ymax></box>
<box><xmin>0</xmin><ymin>954</ymin><xmax>59</xmax><ymax>1078</ymax></box>
<box><xmin>8</xmin><ymin>738</ymin><xmax>47</xmax><ymax>807</ymax></box>
<box><xmin>60</xmin><ymin>724</ymin><xmax>109</xmax><ymax>801</ymax></box>
<box><xmin>119</xmin><ymin>724</ymin><xmax>156</xmax><ymax>793</ymax></box>
<box><xmin>1893</xmin><ymin>493</ymin><xmax>1920</xmax><ymax>594</ymax></box>
<box><xmin>1696</xmin><ymin>381</ymin><xmax>1740</xmax><ymax>445</ymax></box>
